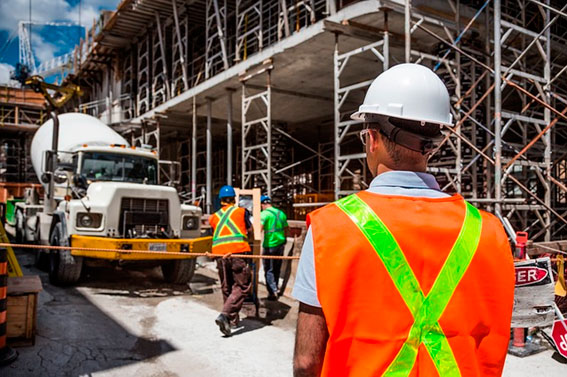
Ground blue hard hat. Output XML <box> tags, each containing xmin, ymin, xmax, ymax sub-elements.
<box><xmin>261</xmin><ymin>195</ymin><xmax>271</xmax><ymax>203</ymax></box>
<box><xmin>219</xmin><ymin>185</ymin><xmax>236</xmax><ymax>199</ymax></box>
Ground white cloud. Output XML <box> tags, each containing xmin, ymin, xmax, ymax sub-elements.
<box><xmin>0</xmin><ymin>0</ymin><xmax>72</xmax><ymax>33</ymax></box>
<box><xmin>0</xmin><ymin>0</ymin><xmax>119</xmax><ymax>66</ymax></box>
<box><xmin>0</xmin><ymin>63</ymin><xmax>15</xmax><ymax>84</ymax></box>
<box><xmin>0</xmin><ymin>0</ymin><xmax>119</xmax><ymax>32</ymax></box>
<box><xmin>31</xmin><ymin>32</ymin><xmax>57</xmax><ymax>63</ymax></box>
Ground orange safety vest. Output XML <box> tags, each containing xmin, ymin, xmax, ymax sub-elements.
<box><xmin>308</xmin><ymin>191</ymin><xmax>514</xmax><ymax>377</ymax></box>
<box><xmin>209</xmin><ymin>205</ymin><xmax>251</xmax><ymax>255</ymax></box>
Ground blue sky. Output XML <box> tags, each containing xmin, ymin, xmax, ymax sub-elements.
<box><xmin>0</xmin><ymin>0</ymin><xmax>120</xmax><ymax>84</ymax></box>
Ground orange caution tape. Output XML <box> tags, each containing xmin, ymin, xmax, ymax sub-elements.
<box><xmin>0</xmin><ymin>243</ymin><xmax>300</xmax><ymax>260</ymax></box>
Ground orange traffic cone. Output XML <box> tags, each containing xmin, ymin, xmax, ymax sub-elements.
<box><xmin>0</xmin><ymin>247</ymin><xmax>17</xmax><ymax>365</ymax></box>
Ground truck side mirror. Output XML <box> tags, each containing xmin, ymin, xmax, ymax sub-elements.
<box><xmin>53</xmin><ymin>168</ymin><xmax>68</xmax><ymax>184</ymax></box>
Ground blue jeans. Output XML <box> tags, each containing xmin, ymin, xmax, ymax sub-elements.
<box><xmin>263</xmin><ymin>244</ymin><xmax>285</xmax><ymax>296</ymax></box>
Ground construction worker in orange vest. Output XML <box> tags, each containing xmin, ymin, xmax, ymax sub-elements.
<box><xmin>209</xmin><ymin>185</ymin><xmax>253</xmax><ymax>337</ymax></box>
<box><xmin>292</xmin><ymin>64</ymin><xmax>515</xmax><ymax>376</ymax></box>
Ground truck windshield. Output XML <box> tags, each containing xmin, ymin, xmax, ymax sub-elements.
<box><xmin>80</xmin><ymin>152</ymin><xmax>158</xmax><ymax>184</ymax></box>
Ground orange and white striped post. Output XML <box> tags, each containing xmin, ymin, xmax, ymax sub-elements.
<box><xmin>0</xmin><ymin>246</ymin><xmax>17</xmax><ymax>365</ymax></box>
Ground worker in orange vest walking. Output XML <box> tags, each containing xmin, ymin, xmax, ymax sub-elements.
<box><xmin>209</xmin><ymin>185</ymin><xmax>253</xmax><ymax>337</ymax></box>
<box><xmin>292</xmin><ymin>64</ymin><xmax>515</xmax><ymax>376</ymax></box>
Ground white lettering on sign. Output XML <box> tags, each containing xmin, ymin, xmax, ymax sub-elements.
<box><xmin>515</xmin><ymin>266</ymin><xmax>548</xmax><ymax>286</ymax></box>
<box><xmin>552</xmin><ymin>320</ymin><xmax>567</xmax><ymax>358</ymax></box>
<box><xmin>560</xmin><ymin>334</ymin><xmax>567</xmax><ymax>352</ymax></box>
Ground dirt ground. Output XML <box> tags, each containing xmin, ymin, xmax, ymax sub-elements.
<box><xmin>3</xmin><ymin>249</ymin><xmax>566</xmax><ymax>376</ymax></box>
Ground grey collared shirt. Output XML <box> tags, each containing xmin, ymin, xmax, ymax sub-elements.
<box><xmin>291</xmin><ymin>171</ymin><xmax>450</xmax><ymax>307</ymax></box>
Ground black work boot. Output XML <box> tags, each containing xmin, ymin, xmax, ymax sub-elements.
<box><xmin>215</xmin><ymin>314</ymin><xmax>232</xmax><ymax>337</ymax></box>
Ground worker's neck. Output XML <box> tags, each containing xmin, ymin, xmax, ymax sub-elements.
<box><xmin>375</xmin><ymin>163</ymin><xmax>427</xmax><ymax>176</ymax></box>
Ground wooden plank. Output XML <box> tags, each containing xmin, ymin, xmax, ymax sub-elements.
<box><xmin>6</xmin><ymin>304</ymin><xmax>28</xmax><ymax>315</ymax></box>
<box><xmin>26</xmin><ymin>294</ymin><xmax>35</xmax><ymax>338</ymax></box>
<box><xmin>7</xmin><ymin>287</ymin><xmax>39</xmax><ymax>346</ymax></box>
<box><xmin>7</xmin><ymin>295</ymin><xmax>28</xmax><ymax>306</ymax></box>
<box><xmin>7</xmin><ymin>276</ymin><xmax>43</xmax><ymax>295</ymax></box>
<box><xmin>7</xmin><ymin>319</ymin><xmax>26</xmax><ymax>337</ymax></box>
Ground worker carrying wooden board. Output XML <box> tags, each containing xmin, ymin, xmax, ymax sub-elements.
<box><xmin>292</xmin><ymin>64</ymin><xmax>515</xmax><ymax>377</ymax></box>
<box><xmin>209</xmin><ymin>185</ymin><xmax>253</xmax><ymax>337</ymax></box>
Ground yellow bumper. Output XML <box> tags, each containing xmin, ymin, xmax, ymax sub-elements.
<box><xmin>70</xmin><ymin>235</ymin><xmax>212</xmax><ymax>261</ymax></box>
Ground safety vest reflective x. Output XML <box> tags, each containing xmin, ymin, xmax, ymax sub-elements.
<box><xmin>335</xmin><ymin>194</ymin><xmax>482</xmax><ymax>376</ymax></box>
<box><xmin>213</xmin><ymin>207</ymin><xmax>247</xmax><ymax>248</ymax></box>
<box><xmin>265</xmin><ymin>208</ymin><xmax>285</xmax><ymax>234</ymax></box>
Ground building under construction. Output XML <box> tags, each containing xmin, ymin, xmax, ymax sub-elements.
<box><xmin>12</xmin><ymin>0</ymin><xmax>567</xmax><ymax>242</ymax></box>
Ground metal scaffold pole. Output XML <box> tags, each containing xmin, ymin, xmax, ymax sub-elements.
<box><xmin>206</xmin><ymin>98</ymin><xmax>213</xmax><ymax>214</ymax></box>
<box><xmin>493</xmin><ymin>0</ymin><xmax>502</xmax><ymax>217</ymax></box>
<box><xmin>227</xmin><ymin>89</ymin><xmax>233</xmax><ymax>186</ymax></box>
<box><xmin>405</xmin><ymin>0</ymin><xmax>411</xmax><ymax>63</ymax></box>
<box><xmin>240</xmin><ymin>63</ymin><xmax>273</xmax><ymax>195</ymax></box>
<box><xmin>333</xmin><ymin>30</ymin><xmax>390</xmax><ymax>199</ymax></box>
<box><xmin>191</xmin><ymin>96</ymin><xmax>197</xmax><ymax>203</ymax></box>
<box><xmin>543</xmin><ymin>0</ymin><xmax>552</xmax><ymax>241</ymax></box>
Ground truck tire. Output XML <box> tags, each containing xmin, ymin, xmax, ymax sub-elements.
<box><xmin>49</xmin><ymin>222</ymin><xmax>83</xmax><ymax>285</ymax></box>
<box><xmin>161</xmin><ymin>258</ymin><xmax>196</xmax><ymax>284</ymax></box>
<box><xmin>34</xmin><ymin>249</ymin><xmax>50</xmax><ymax>271</ymax></box>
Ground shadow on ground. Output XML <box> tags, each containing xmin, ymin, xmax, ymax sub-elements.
<box><xmin>229</xmin><ymin>299</ymin><xmax>293</xmax><ymax>337</ymax></box>
<box><xmin>4</xmin><ymin>249</ymin><xmax>178</xmax><ymax>377</ymax></box>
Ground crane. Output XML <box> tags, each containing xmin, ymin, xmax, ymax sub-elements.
<box><xmin>12</xmin><ymin>20</ymin><xmax>79</xmax><ymax>81</ymax></box>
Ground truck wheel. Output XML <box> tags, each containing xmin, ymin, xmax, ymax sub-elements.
<box><xmin>34</xmin><ymin>249</ymin><xmax>50</xmax><ymax>271</ymax></box>
<box><xmin>161</xmin><ymin>258</ymin><xmax>196</xmax><ymax>284</ymax></box>
<box><xmin>49</xmin><ymin>222</ymin><xmax>83</xmax><ymax>285</ymax></box>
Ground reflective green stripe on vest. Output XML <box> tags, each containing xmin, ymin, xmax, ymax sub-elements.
<box><xmin>266</xmin><ymin>207</ymin><xmax>285</xmax><ymax>233</ymax></box>
<box><xmin>335</xmin><ymin>194</ymin><xmax>482</xmax><ymax>377</ymax></box>
<box><xmin>212</xmin><ymin>207</ymin><xmax>247</xmax><ymax>246</ymax></box>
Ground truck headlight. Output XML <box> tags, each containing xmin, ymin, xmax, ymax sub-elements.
<box><xmin>76</xmin><ymin>212</ymin><xmax>103</xmax><ymax>228</ymax></box>
<box><xmin>182</xmin><ymin>215</ymin><xmax>199</xmax><ymax>230</ymax></box>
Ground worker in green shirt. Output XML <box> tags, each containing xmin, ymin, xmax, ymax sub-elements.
<box><xmin>260</xmin><ymin>195</ymin><xmax>289</xmax><ymax>300</ymax></box>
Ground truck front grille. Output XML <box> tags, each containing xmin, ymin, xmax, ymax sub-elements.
<box><xmin>119</xmin><ymin>198</ymin><xmax>169</xmax><ymax>237</ymax></box>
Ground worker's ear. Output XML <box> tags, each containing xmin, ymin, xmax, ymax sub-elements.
<box><xmin>368</xmin><ymin>129</ymin><xmax>381</xmax><ymax>154</ymax></box>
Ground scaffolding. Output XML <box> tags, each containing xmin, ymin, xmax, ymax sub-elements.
<box><xmin>241</xmin><ymin>65</ymin><xmax>273</xmax><ymax>195</ymax></box>
<box><xmin>57</xmin><ymin>0</ymin><xmax>567</xmax><ymax>242</ymax></box>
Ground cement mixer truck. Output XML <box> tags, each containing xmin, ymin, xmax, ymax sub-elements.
<box><xmin>13</xmin><ymin>112</ymin><xmax>210</xmax><ymax>285</ymax></box>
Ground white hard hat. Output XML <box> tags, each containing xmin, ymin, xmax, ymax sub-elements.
<box><xmin>351</xmin><ymin>63</ymin><xmax>453</xmax><ymax>126</ymax></box>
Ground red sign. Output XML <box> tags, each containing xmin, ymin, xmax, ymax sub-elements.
<box><xmin>515</xmin><ymin>266</ymin><xmax>548</xmax><ymax>286</ymax></box>
<box><xmin>551</xmin><ymin>320</ymin><xmax>567</xmax><ymax>359</ymax></box>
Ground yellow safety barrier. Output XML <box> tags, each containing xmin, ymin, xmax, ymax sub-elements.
<box><xmin>0</xmin><ymin>222</ymin><xmax>23</xmax><ymax>277</ymax></box>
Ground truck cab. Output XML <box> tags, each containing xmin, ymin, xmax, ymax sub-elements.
<box><xmin>14</xmin><ymin>113</ymin><xmax>210</xmax><ymax>285</ymax></box>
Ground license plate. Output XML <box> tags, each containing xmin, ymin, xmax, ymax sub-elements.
<box><xmin>149</xmin><ymin>243</ymin><xmax>167</xmax><ymax>252</ymax></box>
